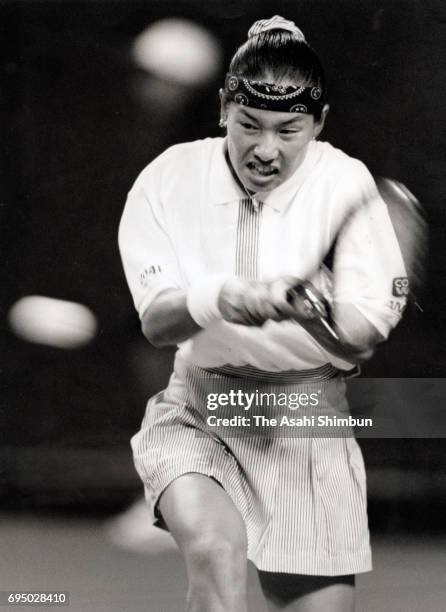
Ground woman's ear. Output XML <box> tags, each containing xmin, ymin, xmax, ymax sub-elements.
<box><xmin>219</xmin><ymin>89</ymin><xmax>228</xmax><ymax>125</ymax></box>
<box><xmin>314</xmin><ymin>104</ymin><xmax>330</xmax><ymax>138</ymax></box>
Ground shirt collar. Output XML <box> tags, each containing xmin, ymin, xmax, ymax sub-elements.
<box><xmin>209</xmin><ymin>138</ymin><xmax>320</xmax><ymax>213</ymax></box>
<box><xmin>209</xmin><ymin>138</ymin><xmax>245</xmax><ymax>205</ymax></box>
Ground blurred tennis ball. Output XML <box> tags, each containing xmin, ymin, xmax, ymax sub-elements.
<box><xmin>8</xmin><ymin>295</ymin><xmax>98</xmax><ymax>349</ymax></box>
<box><xmin>132</xmin><ymin>18</ymin><xmax>222</xmax><ymax>86</ymax></box>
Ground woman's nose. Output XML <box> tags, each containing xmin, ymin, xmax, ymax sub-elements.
<box><xmin>253</xmin><ymin>132</ymin><xmax>279</xmax><ymax>162</ymax></box>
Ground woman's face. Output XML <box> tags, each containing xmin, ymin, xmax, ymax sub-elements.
<box><xmin>224</xmin><ymin>102</ymin><xmax>327</xmax><ymax>193</ymax></box>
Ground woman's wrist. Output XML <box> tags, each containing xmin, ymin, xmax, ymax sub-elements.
<box><xmin>186</xmin><ymin>275</ymin><xmax>229</xmax><ymax>328</ymax></box>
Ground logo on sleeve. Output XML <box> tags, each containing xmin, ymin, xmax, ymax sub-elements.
<box><xmin>392</xmin><ymin>277</ymin><xmax>409</xmax><ymax>297</ymax></box>
<box><xmin>388</xmin><ymin>300</ymin><xmax>406</xmax><ymax>314</ymax></box>
<box><xmin>140</xmin><ymin>265</ymin><xmax>162</xmax><ymax>288</ymax></box>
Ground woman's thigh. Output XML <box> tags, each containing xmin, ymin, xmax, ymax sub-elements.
<box><xmin>258</xmin><ymin>571</ymin><xmax>355</xmax><ymax>612</ymax></box>
<box><xmin>158</xmin><ymin>472</ymin><xmax>248</xmax><ymax>560</ymax></box>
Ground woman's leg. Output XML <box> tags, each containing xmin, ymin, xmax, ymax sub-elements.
<box><xmin>158</xmin><ymin>473</ymin><xmax>249</xmax><ymax>612</ymax></box>
<box><xmin>258</xmin><ymin>572</ymin><xmax>355</xmax><ymax>612</ymax></box>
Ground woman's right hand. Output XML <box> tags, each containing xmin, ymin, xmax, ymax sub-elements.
<box><xmin>218</xmin><ymin>278</ymin><xmax>285</xmax><ymax>326</ymax></box>
<box><xmin>218</xmin><ymin>276</ymin><xmax>315</xmax><ymax>326</ymax></box>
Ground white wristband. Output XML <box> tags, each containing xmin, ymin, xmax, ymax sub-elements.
<box><xmin>187</xmin><ymin>275</ymin><xmax>227</xmax><ymax>328</ymax></box>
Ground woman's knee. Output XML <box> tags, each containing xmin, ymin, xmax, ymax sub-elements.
<box><xmin>158</xmin><ymin>473</ymin><xmax>248</xmax><ymax>576</ymax></box>
<box><xmin>185</xmin><ymin>529</ymin><xmax>247</xmax><ymax>577</ymax></box>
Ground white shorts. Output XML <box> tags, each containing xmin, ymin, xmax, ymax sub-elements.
<box><xmin>131</xmin><ymin>357</ymin><xmax>372</xmax><ymax>576</ymax></box>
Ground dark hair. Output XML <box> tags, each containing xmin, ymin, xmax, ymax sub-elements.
<box><xmin>227</xmin><ymin>30</ymin><xmax>325</xmax><ymax>120</ymax></box>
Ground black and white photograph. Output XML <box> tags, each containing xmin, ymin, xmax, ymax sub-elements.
<box><xmin>1</xmin><ymin>1</ymin><xmax>445</xmax><ymax>610</ymax></box>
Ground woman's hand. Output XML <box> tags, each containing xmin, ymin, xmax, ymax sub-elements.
<box><xmin>267</xmin><ymin>276</ymin><xmax>318</xmax><ymax>323</ymax></box>
<box><xmin>218</xmin><ymin>276</ymin><xmax>317</xmax><ymax>326</ymax></box>
<box><xmin>218</xmin><ymin>278</ymin><xmax>282</xmax><ymax>325</ymax></box>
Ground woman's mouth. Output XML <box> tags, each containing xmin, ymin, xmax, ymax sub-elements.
<box><xmin>246</xmin><ymin>162</ymin><xmax>279</xmax><ymax>177</ymax></box>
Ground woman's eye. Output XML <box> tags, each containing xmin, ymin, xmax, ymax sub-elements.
<box><xmin>241</xmin><ymin>122</ymin><xmax>257</xmax><ymax>130</ymax></box>
<box><xmin>280</xmin><ymin>129</ymin><xmax>299</xmax><ymax>135</ymax></box>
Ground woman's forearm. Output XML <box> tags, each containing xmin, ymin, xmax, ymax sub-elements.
<box><xmin>300</xmin><ymin>302</ymin><xmax>384</xmax><ymax>364</ymax></box>
<box><xmin>141</xmin><ymin>289</ymin><xmax>201</xmax><ymax>347</ymax></box>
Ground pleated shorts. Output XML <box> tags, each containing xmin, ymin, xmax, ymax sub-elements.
<box><xmin>130</xmin><ymin>357</ymin><xmax>372</xmax><ymax>576</ymax></box>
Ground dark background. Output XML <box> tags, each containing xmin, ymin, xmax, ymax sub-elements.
<box><xmin>1</xmin><ymin>0</ymin><xmax>446</xmax><ymax>530</ymax></box>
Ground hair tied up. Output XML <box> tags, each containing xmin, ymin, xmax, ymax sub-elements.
<box><xmin>248</xmin><ymin>15</ymin><xmax>306</xmax><ymax>42</ymax></box>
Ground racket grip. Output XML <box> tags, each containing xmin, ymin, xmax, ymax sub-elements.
<box><xmin>287</xmin><ymin>281</ymin><xmax>334</xmax><ymax>325</ymax></box>
<box><xmin>286</xmin><ymin>283</ymin><xmax>306</xmax><ymax>304</ymax></box>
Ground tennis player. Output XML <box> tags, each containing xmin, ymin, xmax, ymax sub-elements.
<box><xmin>119</xmin><ymin>16</ymin><xmax>408</xmax><ymax>611</ymax></box>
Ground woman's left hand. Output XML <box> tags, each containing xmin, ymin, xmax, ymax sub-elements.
<box><xmin>267</xmin><ymin>276</ymin><xmax>319</xmax><ymax>323</ymax></box>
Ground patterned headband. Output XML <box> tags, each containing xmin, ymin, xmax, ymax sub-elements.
<box><xmin>223</xmin><ymin>73</ymin><xmax>324</xmax><ymax>115</ymax></box>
